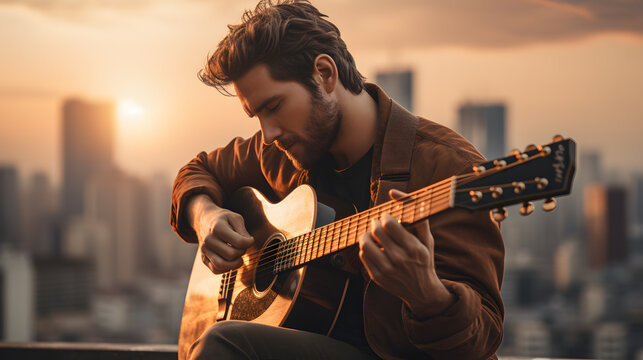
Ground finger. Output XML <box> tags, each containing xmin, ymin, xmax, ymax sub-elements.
<box><xmin>413</xmin><ymin>219</ymin><xmax>435</xmax><ymax>251</ymax></box>
<box><xmin>227</xmin><ymin>212</ymin><xmax>253</xmax><ymax>238</ymax></box>
<box><xmin>389</xmin><ymin>189</ymin><xmax>409</xmax><ymax>201</ymax></box>
<box><xmin>213</xmin><ymin>218</ymin><xmax>254</xmax><ymax>249</ymax></box>
<box><xmin>359</xmin><ymin>232</ymin><xmax>393</xmax><ymax>277</ymax></box>
<box><xmin>205</xmin><ymin>235</ymin><xmax>246</xmax><ymax>261</ymax></box>
<box><xmin>370</xmin><ymin>218</ymin><xmax>406</xmax><ymax>263</ymax></box>
<box><xmin>202</xmin><ymin>245</ymin><xmax>243</xmax><ymax>273</ymax></box>
<box><xmin>380</xmin><ymin>214</ymin><xmax>421</xmax><ymax>254</ymax></box>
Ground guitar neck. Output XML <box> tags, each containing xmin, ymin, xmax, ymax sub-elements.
<box><xmin>273</xmin><ymin>177</ymin><xmax>455</xmax><ymax>272</ymax></box>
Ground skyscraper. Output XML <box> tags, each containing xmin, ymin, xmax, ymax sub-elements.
<box><xmin>458</xmin><ymin>103</ymin><xmax>506</xmax><ymax>161</ymax></box>
<box><xmin>23</xmin><ymin>172</ymin><xmax>57</xmax><ymax>255</ymax></box>
<box><xmin>0</xmin><ymin>166</ymin><xmax>21</xmax><ymax>249</ymax></box>
<box><xmin>82</xmin><ymin>168</ymin><xmax>151</xmax><ymax>289</ymax></box>
<box><xmin>584</xmin><ymin>184</ymin><xmax>628</xmax><ymax>269</ymax></box>
<box><xmin>61</xmin><ymin>98</ymin><xmax>115</xmax><ymax>219</ymax></box>
<box><xmin>375</xmin><ymin>70</ymin><xmax>413</xmax><ymax>112</ymax></box>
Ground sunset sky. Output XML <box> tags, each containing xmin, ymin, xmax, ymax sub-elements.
<box><xmin>1</xmin><ymin>0</ymin><xmax>642</xmax><ymax>187</ymax></box>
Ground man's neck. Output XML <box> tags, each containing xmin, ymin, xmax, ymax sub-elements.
<box><xmin>328</xmin><ymin>87</ymin><xmax>378</xmax><ymax>170</ymax></box>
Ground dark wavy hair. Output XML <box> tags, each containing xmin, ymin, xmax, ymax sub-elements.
<box><xmin>198</xmin><ymin>0</ymin><xmax>365</xmax><ymax>96</ymax></box>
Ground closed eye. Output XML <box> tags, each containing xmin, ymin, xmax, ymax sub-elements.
<box><xmin>266</xmin><ymin>101</ymin><xmax>281</xmax><ymax>113</ymax></box>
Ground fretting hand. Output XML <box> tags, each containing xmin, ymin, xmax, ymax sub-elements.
<box><xmin>358</xmin><ymin>189</ymin><xmax>455</xmax><ymax>318</ymax></box>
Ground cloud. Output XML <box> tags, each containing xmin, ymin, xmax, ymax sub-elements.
<box><xmin>0</xmin><ymin>0</ymin><xmax>150</xmax><ymax>17</ymax></box>
<box><xmin>322</xmin><ymin>0</ymin><xmax>643</xmax><ymax>49</ymax></box>
<box><xmin>2</xmin><ymin>0</ymin><xmax>642</xmax><ymax>48</ymax></box>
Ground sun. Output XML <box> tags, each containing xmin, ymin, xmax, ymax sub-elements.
<box><xmin>117</xmin><ymin>99</ymin><xmax>147</xmax><ymax>134</ymax></box>
<box><xmin>118</xmin><ymin>99</ymin><xmax>145</xmax><ymax>119</ymax></box>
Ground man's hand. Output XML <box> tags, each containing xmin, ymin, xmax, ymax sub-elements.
<box><xmin>358</xmin><ymin>189</ymin><xmax>455</xmax><ymax>318</ymax></box>
<box><xmin>187</xmin><ymin>194</ymin><xmax>254</xmax><ymax>274</ymax></box>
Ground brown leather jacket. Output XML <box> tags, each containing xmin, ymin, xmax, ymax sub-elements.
<box><xmin>170</xmin><ymin>84</ymin><xmax>505</xmax><ymax>360</ymax></box>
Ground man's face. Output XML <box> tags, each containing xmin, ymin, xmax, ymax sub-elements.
<box><xmin>233</xmin><ymin>64</ymin><xmax>341</xmax><ymax>170</ymax></box>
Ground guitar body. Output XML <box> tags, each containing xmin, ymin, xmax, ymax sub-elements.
<box><xmin>178</xmin><ymin>185</ymin><xmax>353</xmax><ymax>360</ymax></box>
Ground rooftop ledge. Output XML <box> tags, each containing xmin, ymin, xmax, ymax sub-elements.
<box><xmin>0</xmin><ymin>342</ymin><xmax>178</xmax><ymax>360</ymax></box>
<box><xmin>0</xmin><ymin>342</ymin><xmax>589</xmax><ymax>360</ymax></box>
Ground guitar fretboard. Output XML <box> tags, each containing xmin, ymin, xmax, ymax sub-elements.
<box><xmin>273</xmin><ymin>177</ymin><xmax>455</xmax><ymax>273</ymax></box>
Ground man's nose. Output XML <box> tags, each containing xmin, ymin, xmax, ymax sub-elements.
<box><xmin>260</xmin><ymin>117</ymin><xmax>282</xmax><ymax>145</ymax></box>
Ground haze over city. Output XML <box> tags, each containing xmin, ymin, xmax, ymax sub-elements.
<box><xmin>1</xmin><ymin>0</ymin><xmax>642</xmax><ymax>184</ymax></box>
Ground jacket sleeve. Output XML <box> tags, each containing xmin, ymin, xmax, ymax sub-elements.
<box><xmin>169</xmin><ymin>133</ymin><xmax>271</xmax><ymax>244</ymax></box>
<box><xmin>398</xmin><ymin>128</ymin><xmax>505</xmax><ymax>360</ymax></box>
<box><xmin>401</xmin><ymin>207</ymin><xmax>504</xmax><ymax>360</ymax></box>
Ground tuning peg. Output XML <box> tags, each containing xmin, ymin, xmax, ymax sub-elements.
<box><xmin>490</xmin><ymin>186</ymin><xmax>503</xmax><ymax>198</ymax></box>
<box><xmin>553</xmin><ymin>134</ymin><xmax>564</xmax><ymax>142</ymax></box>
<box><xmin>509</xmin><ymin>149</ymin><xmax>521</xmax><ymax>158</ymax></box>
<box><xmin>524</xmin><ymin>144</ymin><xmax>537</xmax><ymax>152</ymax></box>
<box><xmin>512</xmin><ymin>181</ymin><xmax>526</xmax><ymax>194</ymax></box>
<box><xmin>542</xmin><ymin>198</ymin><xmax>557</xmax><ymax>212</ymax></box>
<box><xmin>469</xmin><ymin>190</ymin><xmax>483</xmax><ymax>203</ymax></box>
<box><xmin>492</xmin><ymin>208</ymin><xmax>507</xmax><ymax>222</ymax></box>
<box><xmin>535</xmin><ymin>177</ymin><xmax>549</xmax><ymax>190</ymax></box>
<box><xmin>520</xmin><ymin>202</ymin><xmax>534</xmax><ymax>216</ymax></box>
<box><xmin>472</xmin><ymin>165</ymin><xmax>486</xmax><ymax>174</ymax></box>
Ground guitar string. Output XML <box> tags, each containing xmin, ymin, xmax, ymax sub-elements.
<box><xmin>231</xmin><ymin>186</ymin><xmax>453</xmax><ymax>278</ymax></box>
<box><xmin>223</xmin><ymin>165</ymin><xmax>498</xmax><ymax>279</ymax></box>
<box><xmin>236</xmin><ymin>176</ymin><xmax>453</xmax><ymax>264</ymax></box>
<box><xmin>232</xmin><ymin>179</ymin><xmax>453</xmax><ymax>268</ymax></box>
<box><xmin>222</xmin><ymin>149</ymin><xmax>550</xmax><ymax>288</ymax></box>
<box><xmin>221</xmin><ymin>149</ymin><xmax>552</xmax><ymax>296</ymax></box>
<box><xmin>224</xmin><ymin>168</ymin><xmax>492</xmax><ymax>283</ymax></box>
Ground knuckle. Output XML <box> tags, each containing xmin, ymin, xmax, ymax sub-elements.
<box><xmin>380</xmin><ymin>262</ymin><xmax>393</xmax><ymax>273</ymax></box>
<box><xmin>383</xmin><ymin>216</ymin><xmax>397</xmax><ymax>228</ymax></box>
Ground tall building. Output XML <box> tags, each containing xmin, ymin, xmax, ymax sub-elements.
<box><xmin>0</xmin><ymin>248</ymin><xmax>34</xmax><ymax>341</ymax></box>
<box><xmin>148</xmin><ymin>173</ymin><xmax>194</xmax><ymax>273</ymax></box>
<box><xmin>33</xmin><ymin>256</ymin><xmax>93</xmax><ymax>316</ymax></box>
<box><xmin>61</xmin><ymin>98</ymin><xmax>115</xmax><ymax>219</ymax></box>
<box><xmin>584</xmin><ymin>184</ymin><xmax>628</xmax><ymax>269</ymax></box>
<box><xmin>23</xmin><ymin>172</ymin><xmax>58</xmax><ymax>255</ymax></box>
<box><xmin>0</xmin><ymin>166</ymin><xmax>21</xmax><ymax>249</ymax></box>
<box><xmin>457</xmin><ymin>103</ymin><xmax>506</xmax><ymax>161</ymax></box>
<box><xmin>81</xmin><ymin>168</ymin><xmax>151</xmax><ymax>289</ymax></box>
<box><xmin>375</xmin><ymin>70</ymin><xmax>413</xmax><ymax>112</ymax></box>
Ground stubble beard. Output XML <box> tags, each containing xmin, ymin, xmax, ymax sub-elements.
<box><xmin>275</xmin><ymin>90</ymin><xmax>342</xmax><ymax>171</ymax></box>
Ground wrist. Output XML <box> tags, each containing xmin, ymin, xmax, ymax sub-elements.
<box><xmin>187</xmin><ymin>194</ymin><xmax>218</xmax><ymax>234</ymax></box>
<box><xmin>406</xmin><ymin>279</ymin><xmax>456</xmax><ymax>319</ymax></box>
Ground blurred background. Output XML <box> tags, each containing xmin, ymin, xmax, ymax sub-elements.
<box><xmin>1</xmin><ymin>0</ymin><xmax>642</xmax><ymax>359</ymax></box>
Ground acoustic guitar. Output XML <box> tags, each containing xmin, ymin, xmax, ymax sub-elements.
<box><xmin>178</xmin><ymin>137</ymin><xmax>576</xmax><ymax>359</ymax></box>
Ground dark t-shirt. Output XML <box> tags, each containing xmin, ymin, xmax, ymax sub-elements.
<box><xmin>309</xmin><ymin>147</ymin><xmax>374</xmax><ymax>351</ymax></box>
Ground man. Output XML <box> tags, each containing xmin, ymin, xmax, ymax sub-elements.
<box><xmin>170</xmin><ymin>1</ymin><xmax>504</xmax><ymax>359</ymax></box>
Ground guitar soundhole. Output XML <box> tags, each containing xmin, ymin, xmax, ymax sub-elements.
<box><xmin>253</xmin><ymin>235</ymin><xmax>282</xmax><ymax>295</ymax></box>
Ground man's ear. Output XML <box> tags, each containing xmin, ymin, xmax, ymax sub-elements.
<box><xmin>313</xmin><ymin>54</ymin><xmax>338</xmax><ymax>94</ymax></box>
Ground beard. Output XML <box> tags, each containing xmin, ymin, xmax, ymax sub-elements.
<box><xmin>275</xmin><ymin>90</ymin><xmax>342</xmax><ymax>170</ymax></box>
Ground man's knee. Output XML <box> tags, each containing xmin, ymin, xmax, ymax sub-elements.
<box><xmin>188</xmin><ymin>321</ymin><xmax>250</xmax><ymax>360</ymax></box>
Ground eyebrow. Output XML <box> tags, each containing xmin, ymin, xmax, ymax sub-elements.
<box><xmin>244</xmin><ymin>95</ymin><xmax>281</xmax><ymax>118</ymax></box>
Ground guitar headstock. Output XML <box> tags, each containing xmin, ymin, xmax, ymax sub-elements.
<box><xmin>453</xmin><ymin>136</ymin><xmax>576</xmax><ymax>219</ymax></box>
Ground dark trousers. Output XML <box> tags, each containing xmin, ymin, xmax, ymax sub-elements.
<box><xmin>188</xmin><ymin>321</ymin><xmax>380</xmax><ymax>360</ymax></box>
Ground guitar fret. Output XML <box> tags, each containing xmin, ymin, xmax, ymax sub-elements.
<box><xmin>314</xmin><ymin>228</ymin><xmax>322</xmax><ymax>259</ymax></box>
<box><xmin>304</xmin><ymin>232</ymin><xmax>311</xmax><ymax>262</ymax></box>
<box><xmin>339</xmin><ymin>218</ymin><xmax>348</xmax><ymax>248</ymax></box>
<box><xmin>320</xmin><ymin>226</ymin><xmax>327</xmax><ymax>256</ymax></box>
<box><xmin>289</xmin><ymin>238</ymin><xmax>297</xmax><ymax>268</ymax></box>
<box><xmin>331</xmin><ymin>221</ymin><xmax>339</xmax><ymax>252</ymax></box>
<box><xmin>298</xmin><ymin>235</ymin><xmax>305</xmax><ymax>266</ymax></box>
